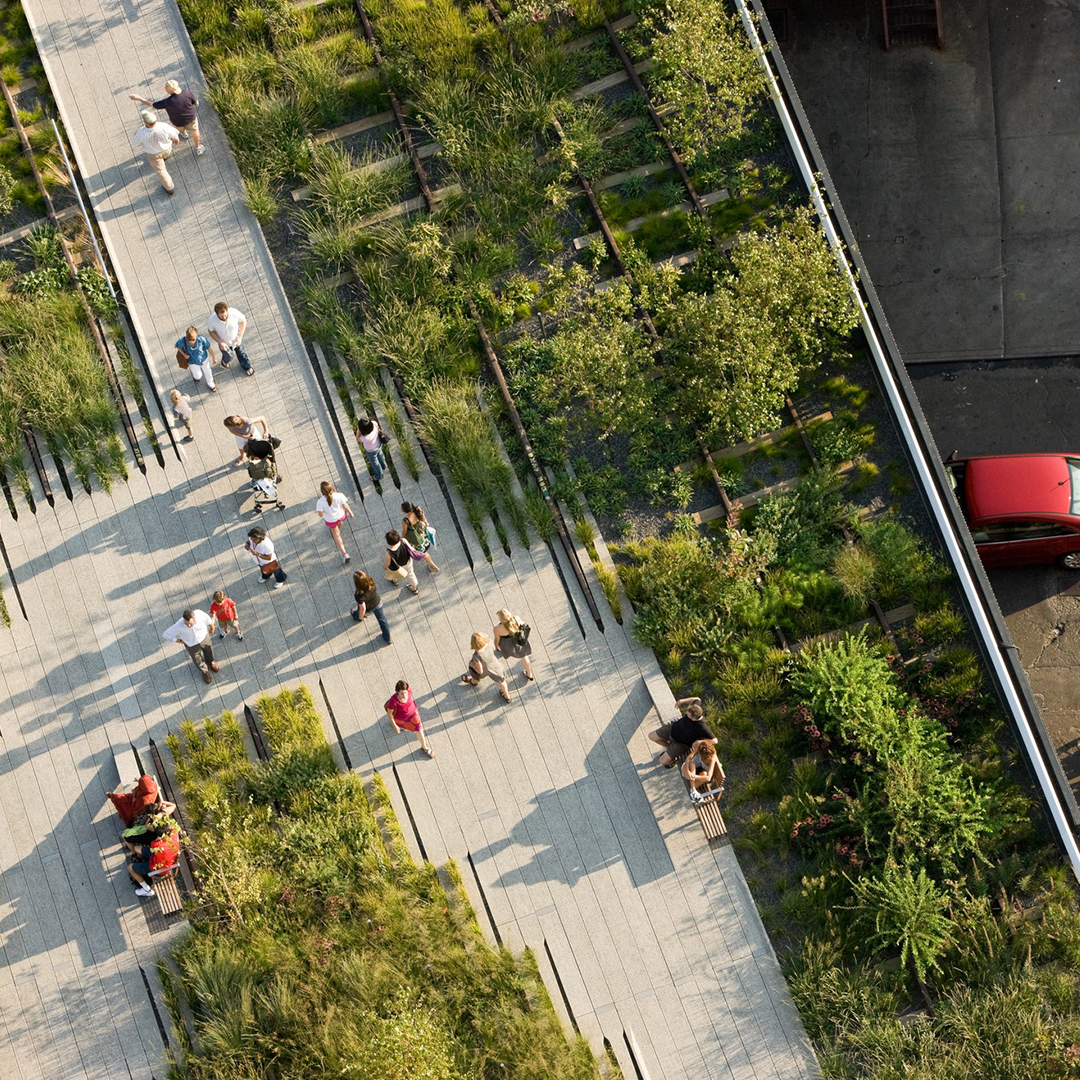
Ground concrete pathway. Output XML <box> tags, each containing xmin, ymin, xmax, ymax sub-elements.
<box><xmin>1</xmin><ymin>1</ymin><xmax>820</xmax><ymax>1078</ymax></box>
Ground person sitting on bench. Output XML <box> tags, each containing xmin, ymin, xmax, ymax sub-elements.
<box><xmin>681</xmin><ymin>739</ymin><xmax>724</xmax><ymax>799</ymax></box>
<box><xmin>126</xmin><ymin>818</ymin><xmax>181</xmax><ymax>898</ymax></box>
<box><xmin>648</xmin><ymin>696</ymin><xmax>716</xmax><ymax>768</ymax></box>
<box><xmin>107</xmin><ymin>774</ymin><xmax>174</xmax><ymax>827</ymax></box>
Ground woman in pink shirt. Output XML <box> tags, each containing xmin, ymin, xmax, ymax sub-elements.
<box><xmin>384</xmin><ymin>679</ymin><xmax>433</xmax><ymax>757</ymax></box>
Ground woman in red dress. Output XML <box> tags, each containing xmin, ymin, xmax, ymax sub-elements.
<box><xmin>384</xmin><ymin>679</ymin><xmax>433</xmax><ymax>757</ymax></box>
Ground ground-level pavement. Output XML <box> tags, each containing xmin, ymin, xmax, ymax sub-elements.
<box><xmin>0</xmin><ymin>0</ymin><xmax>821</xmax><ymax>1077</ymax></box>
<box><xmin>909</xmin><ymin>358</ymin><xmax>1080</xmax><ymax>803</ymax></box>
<box><xmin>778</xmin><ymin>0</ymin><xmax>1080</xmax><ymax>363</ymax></box>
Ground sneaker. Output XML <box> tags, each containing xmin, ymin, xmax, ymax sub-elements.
<box><xmin>180</xmin><ymin>130</ymin><xmax>190</xmax><ymax>140</ymax></box>
<box><xmin>274</xmin><ymin>581</ymin><xmax>285</xmax><ymax>589</ymax></box>
<box><xmin>343</xmin><ymin>554</ymin><xmax>351</xmax><ymax>565</ymax></box>
<box><xmin>218</xmin><ymin>631</ymin><xmax>226</xmax><ymax>639</ymax></box>
<box><xmin>135</xmin><ymin>884</ymin><xmax>155</xmax><ymax>897</ymax></box>
<box><xmin>236</xmin><ymin>633</ymin><xmax>244</xmax><ymax>641</ymax></box>
<box><xmin>196</xmin><ymin>145</ymin><xmax>205</xmax><ymax>156</ymax></box>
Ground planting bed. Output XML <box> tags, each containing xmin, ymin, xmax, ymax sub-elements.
<box><xmin>177</xmin><ymin>0</ymin><xmax>1080</xmax><ymax>1075</ymax></box>
<box><xmin>161</xmin><ymin>687</ymin><xmax>603</xmax><ymax>1080</ymax></box>
<box><xmin>0</xmin><ymin>0</ymin><xmax>160</xmax><ymax>523</ymax></box>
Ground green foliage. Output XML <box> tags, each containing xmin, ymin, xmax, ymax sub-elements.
<box><xmin>852</xmin><ymin>862</ymin><xmax>952</xmax><ymax>982</ymax></box>
<box><xmin>619</xmin><ymin>521</ymin><xmax>774</xmax><ymax>659</ymax></box>
<box><xmin>0</xmin><ymin>163</ymin><xmax>14</xmax><ymax>217</ymax></box>
<box><xmin>643</xmin><ymin>0</ymin><xmax>766</xmax><ymax>164</ymax></box>
<box><xmin>657</xmin><ymin>208</ymin><xmax>859</xmax><ymax>443</ymax></box>
<box><xmin>752</xmin><ymin>469</ymin><xmax>853</xmax><ymax>571</ymax></box>
<box><xmin>242</xmin><ymin>173</ymin><xmax>278</xmax><ymax>225</ymax></box>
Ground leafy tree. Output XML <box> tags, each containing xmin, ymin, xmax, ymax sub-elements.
<box><xmin>643</xmin><ymin>0</ymin><xmax>766</xmax><ymax>164</ymax></box>
<box><xmin>658</xmin><ymin>209</ymin><xmax>859</xmax><ymax>442</ymax></box>
<box><xmin>853</xmin><ymin>862</ymin><xmax>952</xmax><ymax>984</ymax></box>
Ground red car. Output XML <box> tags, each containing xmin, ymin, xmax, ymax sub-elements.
<box><xmin>944</xmin><ymin>453</ymin><xmax>1080</xmax><ymax>569</ymax></box>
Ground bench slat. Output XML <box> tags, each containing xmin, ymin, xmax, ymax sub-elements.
<box><xmin>695</xmin><ymin>799</ymin><xmax>727</xmax><ymax>841</ymax></box>
<box><xmin>148</xmin><ymin>870</ymin><xmax>183</xmax><ymax>916</ymax></box>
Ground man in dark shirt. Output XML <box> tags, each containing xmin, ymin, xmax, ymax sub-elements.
<box><xmin>129</xmin><ymin>79</ymin><xmax>205</xmax><ymax>155</ymax></box>
<box><xmin>649</xmin><ymin>696</ymin><xmax>715</xmax><ymax>767</ymax></box>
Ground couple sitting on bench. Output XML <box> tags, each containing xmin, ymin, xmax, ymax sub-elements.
<box><xmin>649</xmin><ymin>696</ymin><xmax>724</xmax><ymax>803</ymax></box>
<box><xmin>107</xmin><ymin>775</ymin><xmax>180</xmax><ymax>897</ymax></box>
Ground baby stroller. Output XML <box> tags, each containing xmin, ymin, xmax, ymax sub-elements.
<box><xmin>246</xmin><ymin>439</ymin><xmax>285</xmax><ymax>514</ymax></box>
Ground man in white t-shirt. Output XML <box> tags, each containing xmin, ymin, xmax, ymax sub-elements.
<box><xmin>161</xmin><ymin>609</ymin><xmax>219</xmax><ymax>683</ymax></box>
<box><xmin>131</xmin><ymin>111</ymin><xmax>180</xmax><ymax>195</ymax></box>
<box><xmin>207</xmin><ymin>301</ymin><xmax>255</xmax><ymax>376</ymax></box>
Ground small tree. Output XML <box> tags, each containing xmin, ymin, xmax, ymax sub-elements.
<box><xmin>853</xmin><ymin>861</ymin><xmax>952</xmax><ymax>986</ymax></box>
<box><xmin>643</xmin><ymin>0</ymin><xmax>766</xmax><ymax>163</ymax></box>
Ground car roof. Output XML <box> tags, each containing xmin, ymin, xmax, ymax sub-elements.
<box><xmin>964</xmin><ymin>454</ymin><xmax>1073</xmax><ymax>522</ymax></box>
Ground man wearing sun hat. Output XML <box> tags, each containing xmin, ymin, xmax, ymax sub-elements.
<box><xmin>129</xmin><ymin>79</ymin><xmax>205</xmax><ymax>155</ymax></box>
<box><xmin>130</xmin><ymin>110</ymin><xmax>181</xmax><ymax>195</ymax></box>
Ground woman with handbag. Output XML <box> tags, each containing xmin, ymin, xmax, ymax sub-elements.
<box><xmin>383</xmin><ymin>529</ymin><xmax>419</xmax><ymax>594</ymax></box>
<box><xmin>400</xmin><ymin>501</ymin><xmax>439</xmax><ymax>573</ymax></box>
<box><xmin>492</xmin><ymin>608</ymin><xmax>534</xmax><ymax>681</ymax></box>
<box><xmin>246</xmin><ymin>526</ymin><xmax>287</xmax><ymax>588</ymax></box>
<box><xmin>461</xmin><ymin>631</ymin><xmax>512</xmax><ymax>703</ymax></box>
<box><xmin>175</xmin><ymin>325</ymin><xmax>218</xmax><ymax>392</ymax></box>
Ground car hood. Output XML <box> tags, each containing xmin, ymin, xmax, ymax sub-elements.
<box><xmin>966</xmin><ymin>455</ymin><xmax>1072</xmax><ymax>520</ymax></box>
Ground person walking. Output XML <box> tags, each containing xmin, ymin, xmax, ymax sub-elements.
<box><xmin>208</xmin><ymin>302</ymin><xmax>255</xmax><ymax>376</ymax></box>
<box><xmin>161</xmin><ymin>608</ymin><xmax>219</xmax><ymax>684</ymax></box>
<box><xmin>210</xmin><ymin>589</ymin><xmax>244</xmax><ymax>641</ymax></box>
<box><xmin>223</xmin><ymin>414</ymin><xmax>269</xmax><ymax>465</ymax></box>
<box><xmin>492</xmin><ymin>608</ymin><xmax>534</xmax><ymax>682</ymax></box>
<box><xmin>129</xmin><ymin>79</ymin><xmax>205</xmax><ymax>154</ymax></box>
<box><xmin>461</xmin><ymin>631</ymin><xmax>512</xmax><ymax>703</ymax></box>
<box><xmin>175</xmin><ymin>325</ymin><xmax>218</xmax><ymax>391</ymax></box>
<box><xmin>316</xmin><ymin>481</ymin><xmax>354</xmax><ymax>564</ymax></box>
<box><xmin>352</xmin><ymin>571</ymin><xmax>391</xmax><ymax>644</ymax></box>
<box><xmin>384</xmin><ymin>679</ymin><xmax>433</xmax><ymax>757</ymax></box>
<box><xmin>356</xmin><ymin>417</ymin><xmax>386</xmax><ymax>481</ymax></box>
<box><xmin>170</xmin><ymin>389</ymin><xmax>194</xmax><ymax>441</ymax></box>
<box><xmin>131</xmin><ymin>110</ymin><xmax>180</xmax><ymax>195</ymax></box>
<box><xmin>401</xmin><ymin>501</ymin><xmax>439</xmax><ymax>573</ymax></box>
<box><xmin>383</xmin><ymin>530</ymin><xmax>418</xmax><ymax>594</ymax></box>
<box><xmin>246</xmin><ymin>526</ymin><xmax>287</xmax><ymax>588</ymax></box>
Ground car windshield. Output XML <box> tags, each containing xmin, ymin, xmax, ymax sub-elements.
<box><xmin>1070</xmin><ymin>459</ymin><xmax>1080</xmax><ymax>514</ymax></box>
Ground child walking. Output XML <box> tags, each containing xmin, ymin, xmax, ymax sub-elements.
<box><xmin>210</xmin><ymin>589</ymin><xmax>243</xmax><ymax>641</ymax></box>
<box><xmin>170</xmin><ymin>389</ymin><xmax>194</xmax><ymax>441</ymax></box>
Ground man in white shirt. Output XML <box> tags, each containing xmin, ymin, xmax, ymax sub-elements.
<box><xmin>207</xmin><ymin>301</ymin><xmax>255</xmax><ymax>376</ymax></box>
<box><xmin>162</xmin><ymin>608</ymin><xmax>219</xmax><ymax>683</ymax></box>
<box><xmin>131</xmin><ymin>111</ymin><xmax>181</xmax><ymax>195</ymax></box>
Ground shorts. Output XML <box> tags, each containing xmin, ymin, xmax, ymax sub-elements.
<box><xmin>325</xmin><ymin>517</ymin><xmax>344</xmax><ymax>529</ymax></box>
<box><xmin>217</xmin><ymin>615</ymin><xmax>234</xmax><ymax>626</ymax></box>
<box><xmin>131</xmin><ymin>858</ymin><xmax>151</xmax><ymax>878</ymax></box>
<box><xmin>652</xmin><ymin>722</ymin><xmax>693</xmax><ymax>761</ymax></box>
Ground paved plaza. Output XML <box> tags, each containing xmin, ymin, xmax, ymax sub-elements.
<box><xmin>0</xmin><ymin>0</ymin><xmax>820</xmax><ymax>1077</ymax></box>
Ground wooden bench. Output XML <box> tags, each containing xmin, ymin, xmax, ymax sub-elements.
<box><xmin>687</xmin><ymin>781</ymin><xmax>728</xmax><ymax>842</ymax></box>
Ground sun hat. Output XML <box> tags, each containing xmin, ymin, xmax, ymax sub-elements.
<box><xmin>164</xmin><ymin>79</ymin><xmax>181</xmax><ymax>93</ymax></box>
<box><xmin>140</xmin><ymin>110</ymin><xmax>157</xmax><ymax>125</ymax></box>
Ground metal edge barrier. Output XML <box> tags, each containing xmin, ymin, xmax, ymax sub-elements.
<box><xmin>737</xmin><ymin>0</ymin><xmax>1080</xmax><ymax>867</ymax></box>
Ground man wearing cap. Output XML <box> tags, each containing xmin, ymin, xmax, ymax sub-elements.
<box><xmin>129</xmin><ymin>80</ymin><xmax>205</xmax><ymax>155</ymax></box>
<box><xmin>131</xmin><ymin>111</ymin><xmax>181</xmax><ymax>195</ymax></box>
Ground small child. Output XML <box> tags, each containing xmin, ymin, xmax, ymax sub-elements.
<box><xmin>210</xmin><ymin>589</ymin><xmax>243</xmax><ymax>641</ymax></box>
<box><xmin>170</xmin><ymin>389</ymin><xmax>193</xmax><ymax>441</ymax></box>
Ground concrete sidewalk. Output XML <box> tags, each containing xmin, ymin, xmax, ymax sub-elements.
<box><xmin>779</xmin><ymin>0</ymin><xmax>1080</xmax><ymax>363</ymax></box>
<box><xmin>0</xmin><ymin>1</ymin><xmax>820</xmax><ymax>1078</ymax></box>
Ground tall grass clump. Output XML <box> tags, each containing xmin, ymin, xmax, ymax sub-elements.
<box><xmin>417</xmin><ymin>379</ymin><xmax>526</xmax><ymax>554</ymax></box>
<box><xmin>166</xmin><ymin>687</ymin><xmax>602</xmax><ymax>1080</ymax></box>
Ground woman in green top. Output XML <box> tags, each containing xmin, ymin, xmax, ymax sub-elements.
<box><xmin>401</xmin><ymin>501</ymin><xmax>440</xmax><ymax>573</ymax></box>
